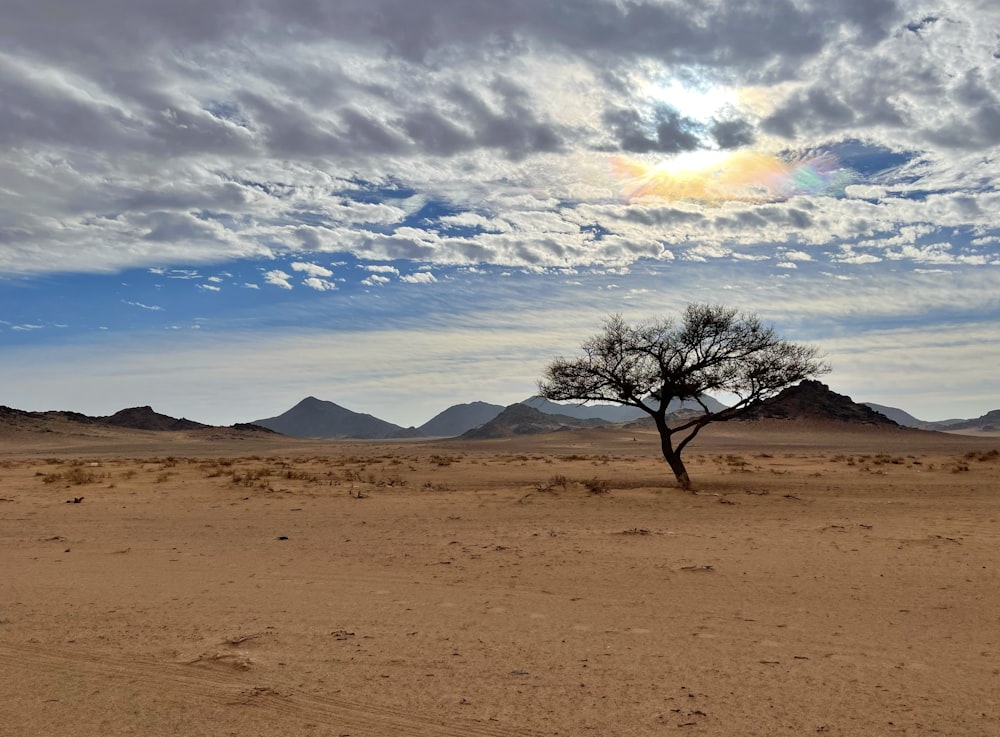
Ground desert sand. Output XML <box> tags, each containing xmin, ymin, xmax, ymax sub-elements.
<box><xmin>1</xmin><ymin>421</ymin><xmax>998</xmax><ymax>736</ymax></box>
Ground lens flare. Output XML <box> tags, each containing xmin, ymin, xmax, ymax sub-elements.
<box><xmin>613</xmin><ymin>150</ymin><xmax>856</xmax><ymax>204</ymax></box>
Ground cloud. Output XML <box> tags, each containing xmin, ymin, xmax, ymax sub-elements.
<box><xmin>400</xmin><ymin>271</ymin><xmax>437</xmax><ymax>284</ymax></box>
<box><xmin>263</xmin><ymin>270</ymin><xmax>293</xmax><ymax>289</ymax></box>
<box><xmin>0</xmin><ymin>0</ymin><xmax>998</xmax><ymax>430</ymax></box>
<box><xmin>291</xmin><ymin>261</ymin><xmax>334</xmax><ymax>278</ymax></box>
<box><xmin>122</xmin><ymin>300</ymin><xmax>163</xmax><ymax>311</ymax></box>
<box><xmin>302</xmin><ymin>277</ymin><xmax>337</xmax><ymax>291</ymax></box>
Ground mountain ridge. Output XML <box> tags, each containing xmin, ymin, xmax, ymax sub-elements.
<box><xmin>4</xmin><ymin>387</ymin><xmax>997</xmax><ymax>439</ymax></box>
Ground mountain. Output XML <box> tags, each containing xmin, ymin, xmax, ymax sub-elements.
<box><xmin>521</xmin><ymin>394</ymin><xmax>727</xmax><ymax>421</ymax></box>
<box><xmin>460</xmin><ymin>403</ymin><xmax>610</xmax><ymax>439</ymax></box>
<box><xmin>739</xmin><ymin>381</ymin><xmax>899</xmax><ymax>425</ymax></box>
<box><xmin>418</xmin><ymin>401</ymin><xmax>504</xmax><ymax>437</ymax></box>
<box><xmin>253</xmin><ymin>396</ymin><xmax>421</xmax><ymax>439</ymax></box>
<box><xmin>930</xmin><ymin>409</ymin><xmax>1000</xmax><ymax>432</ymax></box>
<box><xmin>98</xmin><ymin>406</ymin><xmax>207</xmax><ymax>431</ymax></box>
<box><xmin>862</xmin><ymin>402</ymin><xmax>924</xmax><ymax>428</ymax></box>
<box><xmin>862</xmin><ymin>403</ymin><xmax>1000</xmax><ymax>433</ymax></box>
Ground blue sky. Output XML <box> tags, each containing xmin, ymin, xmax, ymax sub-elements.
<box><xmin>2</xmin><ymin>0</ymin><xmax>998</xmax><ymax>426</ymax></box>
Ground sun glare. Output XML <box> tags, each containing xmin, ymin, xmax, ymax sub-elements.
<box><xmin>645</xmin><ymin>78</ymin><xmax>736</xmax><ymax>123</ymax></box>
<box><xmin>613</xmin><ymin>76</ymin><xmax>856</xmax><ymax>204</ymax></box>
<box><xmin>613</xmin><ymin>150</ymin><xmax>855</xmax><ymax>204</ymax></box>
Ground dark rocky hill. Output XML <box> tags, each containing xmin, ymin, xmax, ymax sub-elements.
<box><xmin>460</xmin><ymin>403</ymin><xmax>610</xmax><ymax>439</ymax></box>
<box><xmin>99</xmin><ymin>406</ymin><xmax>207</xmax><ymax>431</ymax></box>
<box><xmin>739</xmin><ymin>381</ymin><xmax>899</xmax><ymax>425</ymax></box>
<box><xmin>0</xmin><ymin>404</ymin><xmax>230</xmax><ymax>433</ymax></box>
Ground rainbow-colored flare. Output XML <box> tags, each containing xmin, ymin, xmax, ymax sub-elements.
<box><xmin>613</xmin><ymin>150</ymin><xmax>856</xmax><ymax>204</ymax></box>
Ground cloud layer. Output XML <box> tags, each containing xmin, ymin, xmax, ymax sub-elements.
<box><xmin>1</xmin><ymin>0</ymin><xmax>998</xmax><ymax>275</ymax></box>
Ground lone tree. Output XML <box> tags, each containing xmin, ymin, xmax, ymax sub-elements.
<box><xmin>538</xmin><ymin>304</ymin><xmax>829</xmax><ymax>490</ymax></box>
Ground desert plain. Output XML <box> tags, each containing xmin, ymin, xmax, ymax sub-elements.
<box><xmin>1</xmin><ymin>420</ymin><xmax>998</xmax><ymax>737</ymax></box>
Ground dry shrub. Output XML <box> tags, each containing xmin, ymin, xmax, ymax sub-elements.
<box><xmin>583</xmin><ymin>478</ymin><xmax>611</xmax><ymax>495</ymax></box>
<box><xmin>42</xmin><ymin>467</ymin><xmax>101</xmax><ymax>486</ymax></box>
<box><xmin>964</xmin><ymin>449</ymin><xmax>1000</xmax><ymax>462</ymax></box>
<box><xmin>533</xmin><ymin>475</ymin><xmax>569</xmax><ymax>493</ymax></box>
<box><xmin>230</xmin><ymin>467</ymin><xmax>273</xmax><ymax>488</ymax></box>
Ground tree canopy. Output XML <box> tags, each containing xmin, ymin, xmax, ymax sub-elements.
<box><xmin>538</xmin><ymin>304</ymin><xmax>829</xmax><ymax>489</ymax></box>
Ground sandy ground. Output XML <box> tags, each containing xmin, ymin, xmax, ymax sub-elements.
<box><xmin>1</xmin><ymin>422</ymin><xmax>998</xmax><ymax>736</ymax></box>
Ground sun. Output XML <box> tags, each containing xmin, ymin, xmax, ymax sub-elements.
<box><xmin>613</xmin><ymin>77</ymin><xmax>855</xmax><ymax>204</ymax></box>
<box><xmin>644</xmin><ymin>78</ymin><xmax>738</xmax><ymax>124</ymax></box>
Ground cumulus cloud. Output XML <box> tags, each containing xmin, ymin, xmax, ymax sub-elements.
<box><xmin>263</xmin><ymin>270</ymin><xmax>293</xmax><ymax>289</ymax></box>
<box><xmin>303</xmin><ymin>277</ymin><xmax>337</xmax><ymax>291</ymax></box>
<box><xmin>400</xmin><ymin>271</ymin><xmax>438</xmax><ymax>284</ymax></box>
<box><xmin>291</xmin><ymin>261</ymin><xmax>334</xmax><ymax>278</ymax></box>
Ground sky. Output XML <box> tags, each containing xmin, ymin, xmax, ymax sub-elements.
<box><xmin>2</xmin><ymin>0</ymin><xmax>999</xmax><ymax>427</ymax></box>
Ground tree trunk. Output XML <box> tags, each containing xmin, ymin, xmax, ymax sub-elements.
<box><xmin>665</xmin><ymin>452</ymin><xmax>692</xmax><ymax>491</ymax></box>
<box><xmin>655</xmin><ymin>418</ymin><xmax>692</xmax><ymax>490</ymax></box>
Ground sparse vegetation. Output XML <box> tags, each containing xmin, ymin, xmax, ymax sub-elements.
<box><xmin>40</xmin><ymin>466</ymin><xmax>102</xmax><ymax>486</ymax></box>
<box><xmin>533</xmin><ymin>475</ymin><xmax>569</xmax><ymax>493</ymax></box>
<box><xmin>583</xmin><ymin>478</ymin><xmax>611</xmax><ymax>495</ymax></box>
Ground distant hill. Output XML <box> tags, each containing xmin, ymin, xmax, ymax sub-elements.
<box><xmin>739</xmin><ymin>381</ymin><xmax>899</xmax><ymax>425</ymax></box>
<box><xmin>0</xmin><ymin>404</ymin><xmax>240</xmax><ymax>433</ymax></box>
<box><xmin>930</xmin><ymin>409</ymin><xmax>1000</xmax><ymax>432</ymax></box>
<box><xmin>522</xmin><ymin>394</ymin><xmax>727</xmax><ymax>422</ymax></box>
<box><xmin>862</xmin><ymin>402</ymin><xmax>924</xmax><ymax>428</ymax></box>
<box><xmin>253</xmin><ymin>396</ymin><xmax>421</xmax><ymax>439</ymax></box>
<box><xmin>460</xmin><ymin>403</ymin><xmax>610</xmax><ymax>439</ymax></box>
<box><xmin>98</xmin><ymin>406</ymin><xmax>207</xmax><ymax>431</ymax></box>
<box><xmin>521</xmin><ymin>397</ymin><xmax>646</xmax><ymax>422</ymax></box>
<box><xmin>418</xmin><ymin>401</ymin><xmax>504</xmax><ymax>437</ymax></box>
<box><xmin>861</xmin><ymin>403</ymin><xmax>1000</xmax><ymax>433</ymax></box>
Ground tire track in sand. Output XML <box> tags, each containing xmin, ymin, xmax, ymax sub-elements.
<box><xmin>0</xmin><ymin>642</ymin><xmax>543</xmax><ymax>737</ymax></box>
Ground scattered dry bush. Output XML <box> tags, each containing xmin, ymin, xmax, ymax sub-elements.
<box><xmin>533</xmin><ymin>475</ymin><xmax>569</xmax><ymax>493</ymax></box>
<box><xmin>583</xmin><ymin>478</ymin><xmax>611</xmax><ymax>495</ymax></box>
<box><xmin>40</xmin><ymin>466</ymin><xmax>101</xmax><ymax>486</ymax></box>
<box><xmin>724</xmin><ymin>454</ymin><xmax>752</xmax><ymax>471</ymax></box>
<box><xmin>230</xmin><ymin>467</ymin><xmax>273</xmax><ymax>489</ymax></box>
<box><xmin>964</xmin><ymin>449</ymin><xmax>999</xmax><ymax>462</ymax></box>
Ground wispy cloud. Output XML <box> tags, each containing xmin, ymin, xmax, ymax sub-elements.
<box><xmin>122</xmin><ymin>300</ymin><xmax>163</xmax><ymax>311</ymax></box>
